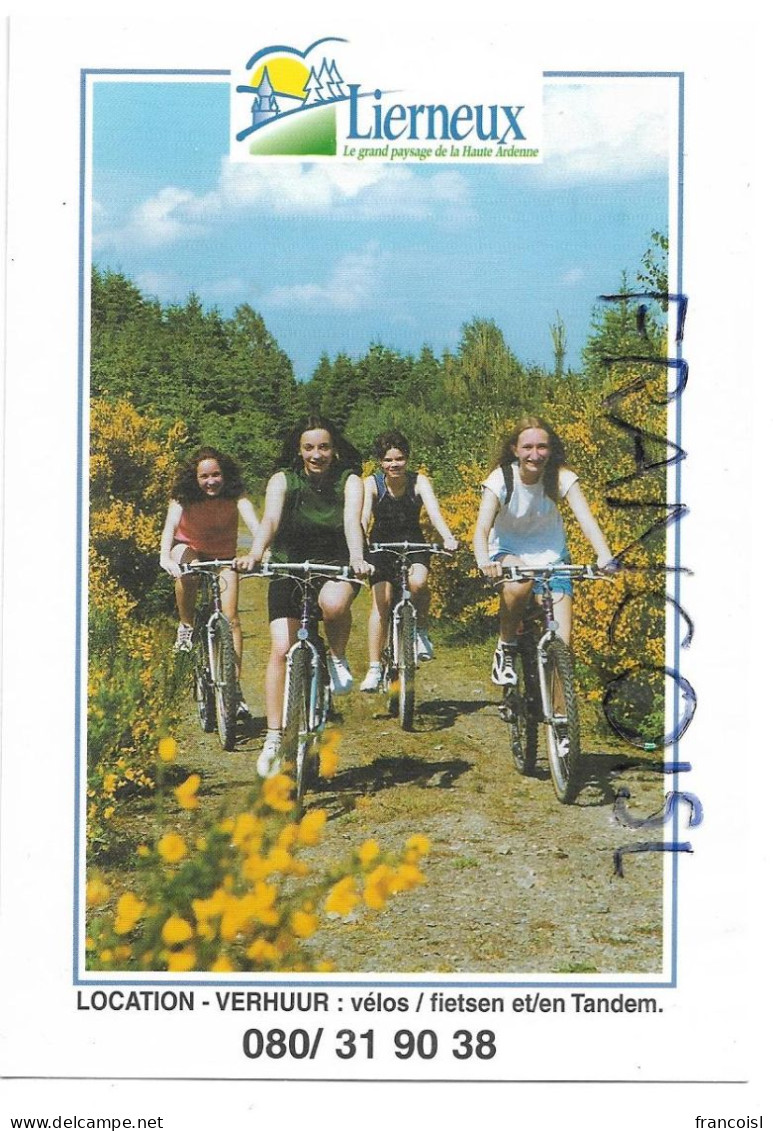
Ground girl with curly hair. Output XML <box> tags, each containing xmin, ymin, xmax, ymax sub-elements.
<box><xmin>160</xmin><ymin>447</ymin><xmax>261</xmax><ymax>713</ymax></box>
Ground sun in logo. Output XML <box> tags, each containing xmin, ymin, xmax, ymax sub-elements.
<box><xmin>235</xmin><ymin>37</ymin><xmax>349</xmax><ymax>155</ymax></box>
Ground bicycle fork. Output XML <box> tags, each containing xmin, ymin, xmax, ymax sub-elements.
<box><xmin>534</xmin><ymin>630</ymin><xmax>567</xmax><ymax>730</ymax></box>
<box><xmin>391</xmin><ymin>595</ymin><xmax>416</xmax><ymax>662</ymax></box>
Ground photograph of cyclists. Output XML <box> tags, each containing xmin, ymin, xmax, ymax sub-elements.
<box><xmin>83</xmin><ymin>68</ymin><xmax>679</xmax><ymax>978</ymax></box>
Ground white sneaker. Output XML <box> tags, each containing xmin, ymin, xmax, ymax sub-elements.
<box><xmin>257</xmin><ymin>731</ymin><xmax>282</xmax><ymax>778</ymax></box>
<box><xmin>327</xmin><ymin>654</ymin><xmax>354</xmax><ymax>695</ymax></box>
<box><xmin>359</xmin><ymin>664</ymin><xmax>382</xmax><ymax>693</ymax></box>
<box><xmin>174</xmin><ymin>623</ymin><xmax>194</xmax><ymax>653</ymax></box>
<box><xmin>416</xmin><ymin>628</ymin><xmax>435</xmax><ymax>662</ymax></box>
<box><xmin>491</xmin><ymin>643</ymin><xmax>519</xmax><ymax>686</ymax></box>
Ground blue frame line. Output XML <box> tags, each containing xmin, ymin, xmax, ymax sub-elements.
<box><xmin>76</xmin><ymin>67</ymin><xmax>685</xmax><ymax>990</ymax></box>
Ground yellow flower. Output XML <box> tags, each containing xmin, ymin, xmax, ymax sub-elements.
<box><xmin>319</xmin><ymin>746</ymin><xmax>339</xmax><ymax>778</ymax></box>
<box><xmin>174</xmin><ymin>774</ymin><xmax>201</xmax><ymax>810</ymax></box>
<box><xmin>363</xmin><ymin>864</ymin><xmax>394</xmax><ymax>910</ymax></box>
<box><xmin>357</xmin><ymin>839</ymin><xmax>380</xmax><ymax>868</ymax></box>
<box><xmin>210</xmin><ymin>955</ymin><xmax>234</xmax><ymax>973</ymax></box>
<box><xmin>137</xmin><ymin>845</ymin><xmax>151</xmax><ymax>858</ymax></box>
<box><xmin>113</xmin><ymin>892</ymin><xmax>146</xmax><ymax>935</ymax></box>
<box><xmin>325</xmin><ymin>876</ymin><xmax>359</xmax><ymax>917</ymax></box>
<box><xmin>102</xmin><ymin>773</ymin><xmax>117</xmax><ymax>795</ymax></box>
<box><xmin>242</xmin><ymin>853</ymin><xmax>271</xmax><ymax>882</ymax></box>
<box><xmin>247</xmin><ymin>938</ymin><xmax>279</xmax><ymax>964</ymax></box>
<box><xmin>262</xmin><ymin>774</ymin><xmax>294</xmax><ymax>813</ymax></box>
<box><xmin>114</xmin><ymin>945</ymin><xmax>132</xmax><ymax>962</ymax></box>
<box><xmin>161</xmin><ymin>915</ymin><xmax>194</xmax><ymax>947</ymax></box>
<box><xmin>298</xmin><ymin>809</ymin><xmax>326</xmax><ymax>846</ymax></box>
<box><xmin>405</xmin><ymin>834</ymin><xmax>431</xmax><ymax>857</ymax></box>
<box><xmin>291</xmin><ymin>910</ymin><xmax>318</xmax><ymax>939</ymax></box>
<box><xmin>277</xmin><ymin>823</ymin><xmax>299</xmax><ymax>849</ymax></box>
<box><xmin>220</xmin><ymin>888</ymin><xmax>277</xmax><ymax>941</ymax></box>
<box><xmin>103</xmin><ymin>806</ymin><xmax>115</xmax><ymax>820</ymax></box>
<box><xmin>85</xmin><ymin>936</ymin><xmax>95</xmax><ymax>951</ymax></box>
<box><xmin>99</xmin><ymin>949</ymin><xmax>114</xmax><ymax>964</ymax></box>
<box><xmin>232</xmin><ymin>812</ymin><xmax>262</xmax><ymax>849</ymax></box>
<box><xmin>157</xmin><ymin>832</ymin><xmax>187</xmax><ymax>864</ymax></box>
<box><xmin>166</xmin><ymin>948</ymin><xmax>197</xmax><ymax>972</ymax></box>
<box><xmin>390</xmin><ymin>862</ymin><xmax>426</xmax><ymax>892</ymax></box>
<box><xmin>158</xmin><ymin>736</ymin><xmax>177</xmax><ymax>763</ymax></box>
<box><xmin>319</xmin><ymin>727</ymin><xmax>342</xmax><ymax>777</ymax></box>
<box><xmin>315</xmin><ymin>960</ymin><xmax>335</xmax><ymax>973</ymax></box>
<box><xmin>192</xmin><ymin>891</ymin><xmax>227</xmax><ymax>923</ymax></box>
<box><xmin>86</xmin><ymin>876</ymin><xmax>110</xmax><ymax>908</ymax></box>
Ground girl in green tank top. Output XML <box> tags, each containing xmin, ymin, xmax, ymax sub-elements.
<box><xmin>238</xmin><ymin>417</ymin><xmax>373</xmax><ymax>777</ymax></box>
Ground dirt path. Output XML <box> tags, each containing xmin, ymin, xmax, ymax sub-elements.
<box><xmin>164</xmin><ymin>577</ymin><xmax>666</xmax><ymax>977</ymax></box>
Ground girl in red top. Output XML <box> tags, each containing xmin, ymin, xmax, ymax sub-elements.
<box><xmin>160</xmin><ymin>447</ymin><xmax>261</xmax><ymax>712</ymax></box>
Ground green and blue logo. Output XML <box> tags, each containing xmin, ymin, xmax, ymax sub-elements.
<box><xmin>232</xmin><ymin>37</ymin><xmax>540</xmax><ymax>163</ymax></box>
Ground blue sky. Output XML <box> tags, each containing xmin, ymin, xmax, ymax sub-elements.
<box><xmin>90</xmin><ymin>77</ymin><xmax>674</xmax><ymax>380</ymax></box>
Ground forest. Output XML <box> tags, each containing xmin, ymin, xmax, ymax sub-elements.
<box><xmin>88</xmin><ymin>232</ymin><xmax>672</xmax><ymax>855</ymax></box>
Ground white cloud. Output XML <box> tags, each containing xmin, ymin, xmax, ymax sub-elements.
<box><xmin>262</xmin><ymin>242</ymin><xmax>382</xmax><ymax>312</ymax></box>
<box><xmin>560</xmin><ymin>267</ymin><xmax>585</xmax><ymax>285</ymax></box>
<box><xmin>543</xmin><ymin>79</ymin><xmax>672</xmax><ymax>180</ymax></box>
<box><xmin>96</xmin><ymin>160</ymin><xmax>472</xmax><ymax>250</ymax></box>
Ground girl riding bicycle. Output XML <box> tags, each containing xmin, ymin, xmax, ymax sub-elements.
<box><xmin>241</xmin><ymin>416</ymin><xmax>372</xmax><ymax>776</ymax></box>
<box><xmin>473</xmin><ymin>417</ymin><xmax>615</xmax><ymax>686</ymax></box>
<box><xmin>359</xmin><ymin>430</ymin><xmax>458</xmax><ymax>691</ymax></box>
<box><xmin>159</xmin><ymin>446</ymin><xmax>262</xmax><ymax>714</ymax></box>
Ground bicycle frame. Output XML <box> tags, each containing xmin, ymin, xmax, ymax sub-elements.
<box><xmin>499</xmin><ymin>563</ymin><xmax>604</xmax><ymax>713</ymax></box>
<box><xmin>179</xmin><ymin>559</ymin><xmax>239</xmax><ymax>749</ymax></box>
<box><xmin>370</xmin><ymin>541</ymin><xmax>449</xmax><ymax>668</ymax></box>
<box><xmin>493</xmin><ymin>563</ymin><xmax>610</xmax><ymax>802</ymax></box>
<box><xmin>249</xmin><ymin>561</ymin><xmax>360</xmax><ymax>797</ymax></box>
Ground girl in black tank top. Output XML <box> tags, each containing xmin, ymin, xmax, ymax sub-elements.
<box><xmin>360</xmin><ymin>431</ymin><xmax>458</xmax><ymax>690</ymax></box>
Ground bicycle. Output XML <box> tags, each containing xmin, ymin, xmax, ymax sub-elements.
<box><xmin>180</xmin><ymin>560</ymin><xmax>240</xmax><ymax>752</ymax></box>
<box><xmin>490</xmin><ymin>564</ymin><xmax>610</xmax><ymax>804</ymax></box>
<box><xmin>369</xmin><ymin>541</ymin><xmax>451</xmax><ymax>731</ymax></box>
<box><xmin>250</xmin><ymin>561</ymin><xmax>362</xmax><ymax>802</ymax></box>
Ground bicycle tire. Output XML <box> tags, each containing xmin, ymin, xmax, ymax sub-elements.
<box><xmin>212</xmin><ymin>616</ymin><xmax>238</xmax><ymax>751</ymax></box>
<box><xmin>193</xmin><ymin>628</ymin><xmax>215</xmax><ymax>733</ymax></box>
<box><xmin>505</xmin><ymin>645</ymin><xmax>539</xmax><ymax>775</ymax></box>
<box><xmin>283</xmin><ymin>646</ymin><xmax>313</xmax><ymax>802</ymax></box>
<box><xmin>398</xmin><ymin>604</ymin><xmax>416</xmax><ymax>731</ymax></box>
<box><xmin>544</xmin><ymin>637</ymin><xmax>582</xmax><ymax>803</ymax></box>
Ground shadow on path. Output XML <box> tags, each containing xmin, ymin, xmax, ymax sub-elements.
<box><xmin>309</xmin><ymin>753</ymin><xmax>473</xmax><ymax>818</ymax></box>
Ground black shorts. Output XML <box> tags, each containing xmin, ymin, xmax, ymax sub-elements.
<box><xmin>367</xmin><ymin>548</ymin><xmax>432</xmax><ymax>587</ymax></box>
<box><xmin>267</xmin><ymin>574</ymin><xmax>361</xmax><ymax>623</ymax></box>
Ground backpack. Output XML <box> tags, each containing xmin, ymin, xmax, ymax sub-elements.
<box><xmin>501</xmin><ymin>461</ymin><xmax>515</xmax><ymax>506</ymax></box>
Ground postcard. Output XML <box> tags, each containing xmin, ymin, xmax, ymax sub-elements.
<box><xmin>0</xmin><ymin>7</ymin><xmax>762</xmax><ymax>1128</ymax></box>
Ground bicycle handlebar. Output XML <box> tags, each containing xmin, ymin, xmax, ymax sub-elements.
<box><xmin>179</xmin><ymin>559</ymin><xmax>236</xmax><ymax>573</ymax></box>
<box><xmin>492</xmin><ymin>563</ymin><xmax>613</xmax><ymax>582</ymax></box>
<box><xmin>243</xmin><ymin>561</ymin><xmax>365</xmax><ymax>584</ymax></box>
<box><xmin>369</xmin><ymin>541</ymin><xmax>452</xmax><ymax>556</ymax></box>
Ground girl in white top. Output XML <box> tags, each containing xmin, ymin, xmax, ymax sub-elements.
<box><xmin>473</xmin><ymin>417</ymin><xmax>615</xmax><ymax>684</ymax></box>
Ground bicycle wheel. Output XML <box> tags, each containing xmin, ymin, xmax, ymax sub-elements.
<box><xmin>193</xmin><ymin>627</ymin><xmax>215</xmax><ymax>733</ymax></box>
<box><xmin>544</xmin><ymin>637</ymin><xmax>582</xmax><ymax>803</ymax></box>
<box><xmin>212</xmin><ymin>616</ymin><xmax>237</xmax><ymax>751</ymax></box>
<box><xmin>397</xmin><ymin>604</ymin><xmax>416</xmax><ymax>731</ymax></box>
<box><xmin>283</xmin><ymin>646</ymin><xmax>313</xmax><ymax>802</ymax></box>
<box><xmin>505</xmin><ymin>646</ymin><xmax>539</xmax><ymax>775</ymax></box>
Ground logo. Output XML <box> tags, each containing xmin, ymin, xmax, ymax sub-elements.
<box><xmin>233</xmin><ymin>37</ymin><xmax>350</xmax><ymax>158</ymax></box>
<box><xmin>231</xmin><ymin>37</ymin><xmax>541</xmax><ymax>163</ymax></box>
